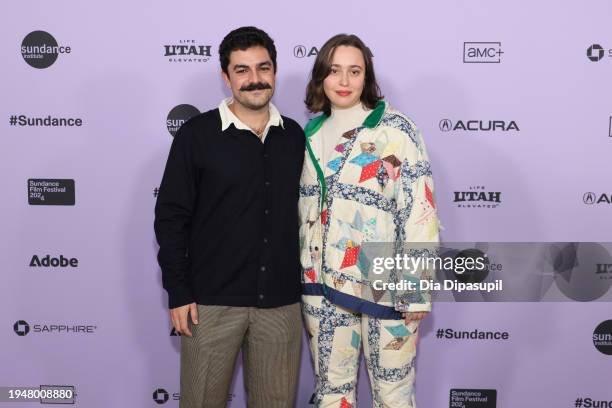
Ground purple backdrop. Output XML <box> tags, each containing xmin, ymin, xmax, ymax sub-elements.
<box><xmin>2</xmin><ymin>1</ymin><xmax>612</xmax><ymax>407</ymax></box>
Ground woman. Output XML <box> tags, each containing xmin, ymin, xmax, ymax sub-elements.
<box><xmin>299</xmin><ymin>34</ymin><xmax>440</xmax><ymax>408</ymax></box>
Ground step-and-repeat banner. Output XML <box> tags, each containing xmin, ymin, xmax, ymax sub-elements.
<box><xmin>2</xmin><ymin>1</ymin><xmax>612</xmax><ymax>407</ymax></box>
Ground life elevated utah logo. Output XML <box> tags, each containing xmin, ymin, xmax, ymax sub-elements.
<box><xmin>439</xmin><ymin>119</ymin><xmax>519</xmax><ymax>132</ymax></box>
<box><xmin>167</xmin><ymin>104</ymin><xmax>200</xmax><ymax>137</ymax></box>
<box><xmin>21</xmin><ymin>31</ymin><xmax>71</xmax><ymax>69</ymax></box>
<box><xmin>454</xmin><ymin>186</ymin><xmax>501</xmax><ymax>209</ymax></box>
<box><xmin>163</xmin><ymin>40</ymin><xmax>212</xmax><ymax>63</ymax></box>
<box><xmin>463</xmin><ymin>42</ymin><xmax>503</xmax><ymax>63</ymax></box>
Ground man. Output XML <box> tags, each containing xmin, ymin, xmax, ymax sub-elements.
<box><xmin>154</xmin><ymin>26</ymin><xmax>305</xmax><ymax>408</ymax></box>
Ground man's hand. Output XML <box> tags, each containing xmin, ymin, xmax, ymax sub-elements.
<box><xmin>170</xmin><ymin>302</ymin><xmax>199</xmax><ymax>337</ymax></box>
<box><xmin>402</xmin><ymin>311</ymin><xmax>428</xmax><ymax>326</ymax></box>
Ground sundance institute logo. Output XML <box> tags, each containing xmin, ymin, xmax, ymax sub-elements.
<box><xmin>166</xmin><ymin>104</ymin><xmax>200</xmax><ymax>137</ymax></box>
<box><xmin>593</xmin><ymin>320</ymin><xmax>612</xmax><ymax>355</ymax></box>
<box><xmin>21</xmin><ymin>31</ymin><xmax>71</xmax><ymax>69</ymax></box>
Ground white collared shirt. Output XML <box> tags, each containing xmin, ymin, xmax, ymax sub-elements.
<box><xmin>218</xmin><ymin>97</ymin><xmax>284</xmax><ymax>143</ymax></box>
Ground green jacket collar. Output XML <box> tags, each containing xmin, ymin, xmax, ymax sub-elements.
<box><xmin>304</xmin><ymin>100</ymin><xmax>386</xmax><ymax>138</ymax></box>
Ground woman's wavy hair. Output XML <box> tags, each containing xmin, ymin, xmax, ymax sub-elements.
<box><xmin>305</xmin><ymin>34</ymin><xmax>383</xmax><ymax>116</ymax></box>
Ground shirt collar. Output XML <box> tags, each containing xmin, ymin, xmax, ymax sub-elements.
<box><xmin>218</xmin><ymin>97</ymin><xmax>284</xmax><ymax>133</ymax></box>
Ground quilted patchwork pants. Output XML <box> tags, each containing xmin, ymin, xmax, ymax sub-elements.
<box><xmin>302</xmin><ymin>295</ymin><xmax>421</xmax><ymax>408</ymax></box>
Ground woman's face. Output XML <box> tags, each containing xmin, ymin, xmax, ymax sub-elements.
<box><xmin>323</xmin><ymin>45</ymin><xmax>366</xmax><ymax>110</ymax></box>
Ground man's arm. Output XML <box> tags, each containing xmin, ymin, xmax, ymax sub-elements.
<box><xmin>154</xmin><ymin>122</ymin><xmax>197</xmax><ymax>310</ymax></box>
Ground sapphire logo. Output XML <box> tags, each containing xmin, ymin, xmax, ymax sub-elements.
<box><xmin>13</xmin><ymin>320</ymin><xmax>30</xmax><ymax>336</ymax></box>
<box><xmin>13</xmin><ymin>320</ymin><xmax>96</xmax><ymax>336</ymax></box>
<box><xmin>586</xmin><ymin>43</ymin><xmax>612</xmax><ymax>62</ymax></box>
<box><xmin>153</xmin><ymin>388</ymin><xmax>169</xmax><ymax>404</ymax></box>
<box><xmin>587</xmin><ymin>44</ymin><xmax>605</xmax><ymax>62</ymax></box>
<box><xmin>153</xmin><ymin>388</ymin><xmax>180</xmax><ymax>403</ymax></box>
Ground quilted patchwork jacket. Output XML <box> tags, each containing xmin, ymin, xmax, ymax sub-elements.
<box><xmin>299</xmin><ymin>100</ymin><xmax>440</xmax><ymax>319</ymax></box>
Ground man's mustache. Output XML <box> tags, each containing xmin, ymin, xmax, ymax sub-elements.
<box><xmin>240</xmin><ymin>82</ymin><xmax>272</xmax><ymax>92</ymax></box>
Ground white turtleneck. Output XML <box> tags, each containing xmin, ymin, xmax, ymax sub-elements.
<box><xmin>317</xmin><ymin>102</ymin><xmax>371</xmax><ymax>168</ymax></box>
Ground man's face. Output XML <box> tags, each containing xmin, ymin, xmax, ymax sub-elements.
<box><xmin>222</xmin><ymin>46</ymin><xmax>275</xmax><ymax>111</ymax></box>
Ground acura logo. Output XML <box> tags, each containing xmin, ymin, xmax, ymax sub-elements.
<box><xmin>294</xmin><ymin>45</ymin><xmax>306</xmax><ymax>58</ymax></box>
<box><xmin>584</xmin><ymin>192</ymin><xmax>596</xmax><ymax>204</ymax></box>
<box><xmin>439</xmin><ymin>119</ymin><xmax>452</xmax><ymax>132</ymax></box>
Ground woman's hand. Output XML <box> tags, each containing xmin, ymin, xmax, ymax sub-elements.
<box><xmin>402</xmin><ymin>311</ymin><xmax>428</xmax><ymax>325</ymax></box>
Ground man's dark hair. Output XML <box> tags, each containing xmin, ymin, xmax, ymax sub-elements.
<box><xmin>305</xmin><ymin>34</ymin><xmax>382</xmax><ymax>116</ymax></box>
<box><xmin>219</xmin><ymin>26</ymin><xmax>277</xmax><ymax>74</ymax></box>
